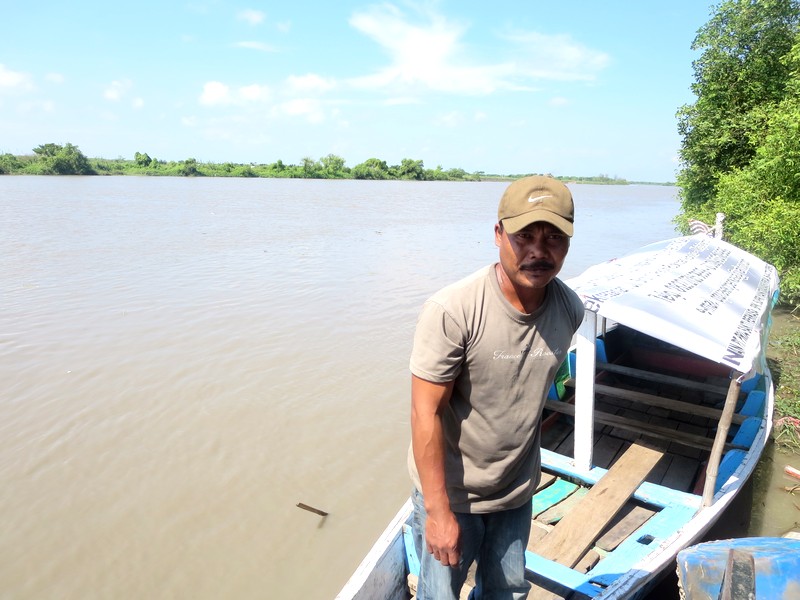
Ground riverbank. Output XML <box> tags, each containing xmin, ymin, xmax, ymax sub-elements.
<box><xmin>768</xmin><ymin>308</ymin><xmax>800</xmax><ymax>452</ymax></box>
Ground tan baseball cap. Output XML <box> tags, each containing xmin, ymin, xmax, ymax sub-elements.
<box><xmin>497</xmin><ymin>176</ymin><xmax>574</xmax><ymax>236</ymax></box>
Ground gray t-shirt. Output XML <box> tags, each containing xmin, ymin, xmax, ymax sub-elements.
<box><xmin>408</xmin><ymin>264</ymin><xmax>584</xmax><ymax>513</ymax></box>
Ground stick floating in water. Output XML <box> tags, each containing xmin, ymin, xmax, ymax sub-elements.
<box><xmin>297</xmin><ymin>502</ymin><xmax>329</xmax><ymax>517</ymax></box>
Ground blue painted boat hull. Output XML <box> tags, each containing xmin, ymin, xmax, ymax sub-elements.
<box><xmin>677</xmin><ymin>537</ymin><xmax>800</xmax><ymax>599</ymax></box>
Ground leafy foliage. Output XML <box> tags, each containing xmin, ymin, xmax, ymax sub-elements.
<box><xmin>677</xmin><ymin>0</ymin><xmax>800</xmax><ymax>208</ymax></box>
<box><xmin>31</xmin><ymin>143</ymin><xmax>95</xmax><ymax>175</ymax></box>
<box><xmin>0</xmin><ymin>147</ymin><xmax>489</xmax><ymax>182</ymax></box>
<box><xmin>676</xmin><ymin>0</ymin><xmax>800</xmax><ymax>307</ymax></box>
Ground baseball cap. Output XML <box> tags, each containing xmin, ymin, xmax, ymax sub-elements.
<box><xmin>497</xmin><ymin>176</ymin><xmax>574</xmax><ymax>236</ymax></box>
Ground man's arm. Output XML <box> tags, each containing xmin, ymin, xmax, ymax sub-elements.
<box><xmin>410</xmin><ymin>374</ymin><xmax>461</xmax><ymax>567</ymax></box>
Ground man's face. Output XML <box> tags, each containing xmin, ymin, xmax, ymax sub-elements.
<box><xmin>494</xmin><ymin>221</ymin><xmax>570</xmax><ymax>291</ymax></box>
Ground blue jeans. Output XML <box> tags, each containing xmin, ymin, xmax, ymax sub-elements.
<box><xmin>411</xmin><ymin>488</ymin><xmax>532</xmax><ymax>600</ymax></box>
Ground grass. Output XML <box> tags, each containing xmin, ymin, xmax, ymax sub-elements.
<box><xmin>767</xmin><ymin>308</ymin><xmax>800</xmax><ymax>453</ymax></box>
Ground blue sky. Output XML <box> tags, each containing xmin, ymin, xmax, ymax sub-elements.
<box><xmin>1</xmin><ymin>1</ymin><xmax>718</xmax><ymax>182</ymax></box>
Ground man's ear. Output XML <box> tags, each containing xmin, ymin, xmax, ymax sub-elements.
<box><xmin>494</xmin><ymin>222</ymin><xmax>504</xmax><ymax>247</ymax></box>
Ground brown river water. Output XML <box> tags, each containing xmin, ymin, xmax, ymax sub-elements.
<box><xmin>1</xmin><ymin>176</ymin><xmax>796</xmax><ymax>599</ymax></box>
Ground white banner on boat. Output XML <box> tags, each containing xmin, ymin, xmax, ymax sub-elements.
<box><xmin>565</xmin><ymin>236</ymin><xmax>780</xmax><ymax>375</ymax></box>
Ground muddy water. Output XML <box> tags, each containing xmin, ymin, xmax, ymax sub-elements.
<box><xmin>0</xmin><ymin>176</ymin><xmax>795</xmax><ymax>599</ymax></box>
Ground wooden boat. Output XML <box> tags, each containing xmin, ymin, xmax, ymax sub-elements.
<box><xmin>676</xmin><ymin>537</ymin><xmax>800</xmax><ymax>599</ymax></box>
<box><xmin>337</xmin><ymin>235</ymin><xmax>780</xmax><ymax>600</ymax></box>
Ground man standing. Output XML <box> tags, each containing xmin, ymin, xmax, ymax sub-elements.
<box><xmin>409</xmin><ymin>176</ymin><xmax>585</xmax><ymax>599</ymax></box>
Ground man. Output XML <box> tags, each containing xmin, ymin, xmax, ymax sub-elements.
<box><xmin>408</xmin><ymin>175</ymin><xmax>585</xmax><ymax>599</ymax></box>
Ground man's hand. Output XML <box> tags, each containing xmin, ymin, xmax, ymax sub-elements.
<box><xmin>425</xmin><ymin>508</ymin><xmax>461</xmax><ymax>567</ymax></box>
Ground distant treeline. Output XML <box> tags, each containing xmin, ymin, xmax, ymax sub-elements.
<box><xmin>0</xmin><ymin>142</ymin><xmax>636</xmax><ymax>185</ymax></box>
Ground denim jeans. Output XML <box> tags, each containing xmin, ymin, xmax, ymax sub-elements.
<box><xmin>411</xmin><ymin>488</ymin><xmax>532</xmax><ymax>600</ymax></box>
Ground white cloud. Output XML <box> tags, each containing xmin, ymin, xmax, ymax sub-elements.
<box><xmin>45</xmin><ymin>73</ymin><xmax>64</xmax><ymax>84</ymax></box>
<box><xmin>347</xmin><ymin>4</ymin><xmax>510</xmax><ymax>95</ymax></box>
<box><xmin>504</xmin><ymin>31</ymin><xmax>610</xmax><ymax>81</ymax></box>
<box><xmin>277</xmin><ymin>98</ymin><xmax>325</xmax><ymax>124</ymax></box>
<box><xmin>132</xmin><ymin>97</ymin><xmax>144</xmax><ymax>109</ymax></box>
<box><xmin>435</xmin><ymin>111</ymin><xmax>463</xmax><ymax>128</ymax></box>
<box><xmin>200</xmin><ymin>81</ymin><xmax>232</xmax><ymax>106</ymax></box>
<box><xmin>384</xmin><ymin>96</ymin><xmax>421</xmax><ymax>105</ymax></box>
<box><xmin>199</xmin><ymin>81</ymin><xmax>270</xmax><ymax>106</ymax></box>
<box><xmin>104</xmin><ymin>79</ymin><xmax>133</xmax><ymax>101</ymax></box>
<box><xmin>237</xmin><ymin>9</ymin><xmax>265</xmax><ymax>25</ymax></box>
<box><xmin>239</xmin><ymin>84</ymin><xmax>270</xmax><ymax>102</ymax></box>
<box><xmin>286</xmin><ymin>74</ymin><xmax>336</xmax><ymax>94</ymax></box>
<box><xmin>235</xmin><ymin>41</ymin><xmax>278</xmax><ymax>52</ymax></box>
<box><xmin>346</xmin><ymin>4</ymin><xmax>608</xmax><ymax>95</ymax></box>
<box><xmin>0</xmin><ymin>64</ymin><xmax>34</xmax><ymax>92</ymax></box>
<box><xmin>549</xmin><ymin>96</ymin><xmax>570</xmax><ymax>107</ymax></box>
<box><xmin>18</xmin><ymin>99</ymin><xmax>55</xmax><ymax>113</ymax></box>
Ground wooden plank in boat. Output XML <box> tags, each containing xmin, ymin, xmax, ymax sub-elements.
<box><xmin>660</xmin><ymin>455</ymin><xmax>701</xmax><ymax>493</ymax></box>
<box><xmin>526</xmin><ymin>567</ymin><xmax>603</xmax><ymax>599</ymax></box>
<box><xmin>573</xmin><ymin>549</ymin><xmax>601</xmax><ymax>574</ymax></box>
<box><xmin>670</xmin><ymin>422</ymin><xmax>709</xmax><ymax>459</ymax></box>
<box><xmin>529</xmin><ymin>442</ymin><xmax>664</xmax><ymax>568</ymax></box>
<box><xmin>525</xmin><ymin>573</ymin><xmax>576</xmax><ymax>600</ymax></box>
<box><xmin>594</xmin><ymin>504</ymin><xmax>656</xmax><ymax>552</ymax></box>
<box><xmin>592</xmin><ymin>435</ymin><xmax>625</xmax><ymax>470</ymax></box>
<box><xmin>645</xmin><ymin>451</ymin><xmax>671</xmax><ymax>485</ymax></box>
<box><xmin>536</xmin><ymin>471</ymin><xmax>557</xmax><ymax>491</ymax></box>
<box><xmin>537</xmin><ymin>487</ymin><xmax>590</xmax><ymax>525</ymax></box>
<box><xmin>645</xmin><ymin>405</ymin><xmax>672</xmax><ymax>419</ymax></box>
<box><xmin>553</xmin><ymin>430</ymin><xmax>575</xmax><ymax>456</ymax></box>
<box><xmin>593</xmin><ymin>383</ymin><xmax>747</xmax><ymax>425</ymax></box>
<box><xmin>544</xmin><ymin>400</ymin><xmax>744</xmax><ymax>453</ymax></box>
<box><xmin>532</xmin><ymin>478</ymin><xmax>579</xmax><ymax>518</ymax></box>
<box><xmin>596</xmin><ymin>361</ymin><xmax>732</xmax><ymax>396</ymax></box>
<box><xmin>541</xmin><ymin>418</ymin><xmax>574</xmax><ymax>451</ymax></box>
<box><xmin>528</xmin><ymin>520</ymin><xmax>553</xmax><ymax>547</ymax></box>
<box><xmin>639</xmin><ymin>435</ymin><xmax>670</xmax><ymax>452</ymax></box>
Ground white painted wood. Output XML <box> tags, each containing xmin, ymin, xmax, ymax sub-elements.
<box><xmin>573</xmin><ymin>310</ymin><xmax>597</xmax><ymax>472</ymax></box>
<box><xmin>335</xmin><ymin>499</ymin><xmax>412</xmax><ymax>600</ymax></box>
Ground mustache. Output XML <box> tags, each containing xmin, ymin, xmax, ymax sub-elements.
<box><xmin>521</xmin><ymin>261</ymin><xmax>555</xmax><ymax>271</ymax></box>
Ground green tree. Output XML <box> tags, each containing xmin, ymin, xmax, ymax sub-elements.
<box><xmin>134</xmin><ymin>151</ymin><xmax>152</xmax><ymax>167</ymax></box>
<box><xmin>0</xmin><ymin>153</ymin><xmax>22</xmax><ymax>174</ymax></box>
<box><xmin>708</xmin><ymin>36</ymin><xmax>800</xmax><ymax>305</ymax></box>
<box><xmin>32</xmin><ymin>143</ymin><xmax>94</xmax><ymax>175</ymax></box>
<box><xmin>676</xmin><ymin>2</ymin><xmax>800</xmax><ymax>307</ymax></box>
<box><xmin>352</xmin><ymin>157</ymin><xmax>390</xmax><ymax>179</ymax></box>
<box><xmin>676</xmin><ymin>0</ymin><xmax>800</xmax><ymax>209</ymax></box>
<box><xmin>394</xmin><ymin>158</ymin><xmax>425</xmax><ymax>180</ymax></box>
<box><xmin>33</xmin><ymin>143</ymin><xmax>62</xmax><ymax>158</ymax></box>
<box><xmin>181</xmin><ymin>158</ymin><xmax>200</xmax><ymax>176</ymax></box>
<box><xmin>319</xmin><ymin>153</ymin><xmax>347</xmax><ymax>178</ymax></box>
<box><xmin>301</xmin><ymin>156</ymin><xmax>320</xmax><ymax>178</ymax></box>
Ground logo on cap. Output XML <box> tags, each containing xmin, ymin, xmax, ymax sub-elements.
<box><xmin>528</xmin><ymin>195</ymin><xmax>553</xmax><ymax>204</ymax></box>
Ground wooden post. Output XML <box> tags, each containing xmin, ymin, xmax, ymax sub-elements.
<box><xmin>702</xmin><ymin>373</ymin><xmax>743</xmax><ymax>506</ymax></box>
<box><xmin>719</xmin><ymin>548</ymin><xmax>756</xmax><ymax>600</ymax></box>
<box><xmin>573</xmin><ymin>310</ymin><xmax>597</xmax><ymax>472</ymax></box>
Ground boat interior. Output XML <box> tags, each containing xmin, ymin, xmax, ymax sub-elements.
<box><xmin>522</xmin><ymin>323</ymin><xmax>767</xmax><ymax>598</ymax></box>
